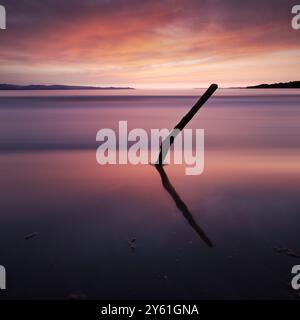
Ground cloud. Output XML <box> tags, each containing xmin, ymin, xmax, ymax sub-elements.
<box><xmin>0</xmin><ymin>0</ymin><xmax>299</xmax><ymax>87</ymax></box>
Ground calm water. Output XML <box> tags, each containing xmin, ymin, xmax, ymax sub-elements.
<box><xmin>0</xmin><ymin>89</ymin><xmax>300</xmax><ymax>299</ymax></box>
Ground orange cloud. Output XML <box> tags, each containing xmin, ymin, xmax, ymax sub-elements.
<box><xmin>0</xmin><ymin>0</ymin><xmax>299</xmax><ymax>87</ymax></box>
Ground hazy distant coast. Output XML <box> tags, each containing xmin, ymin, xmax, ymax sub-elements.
<box><xmin>0</xmin><ymin>84</ymin><xmax>135</xmax><ymax>90</ymax></box>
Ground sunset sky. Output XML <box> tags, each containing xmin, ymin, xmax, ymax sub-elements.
<box><xmin>0</xmin><ymin>0</ymin><xmax>299</xmax><ymax>88</ymax></box>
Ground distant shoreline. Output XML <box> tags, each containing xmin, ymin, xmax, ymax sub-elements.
<box><xmin>0</xmin><ymin>84</ymin><xmax>135</xmax><ymax>90</ymax></box>
<box><xmin>246</xmin><ymin>81</ymin><xmax>300</xmax><ymax>89</ymax></box>
<box><xmin>195</xmin><ymin>81</ymin><xmax>300</xmax><ymax>90</ymax></box>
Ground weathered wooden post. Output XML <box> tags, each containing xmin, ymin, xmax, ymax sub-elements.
<box><xmin>157</xmin><ymin>84</ymin><xmax>218</xmax><ymax>165</ymax></box>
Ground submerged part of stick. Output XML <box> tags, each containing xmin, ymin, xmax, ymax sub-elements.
<box><xmin>157</xmin><ymin>83</ymin><xmax>218</xmax><ymax>165</ymax></box>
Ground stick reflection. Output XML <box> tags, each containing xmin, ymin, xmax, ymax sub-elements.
<box><xmin>155</xmin><ymin>164</ymin><xmax>213</xmax><ymax>248</ymax></box>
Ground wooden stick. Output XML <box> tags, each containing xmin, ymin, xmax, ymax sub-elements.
<box><xmin>157</xmin><ymin>84</ymin><xmax>218</xmax><ymax>164</ymax></box>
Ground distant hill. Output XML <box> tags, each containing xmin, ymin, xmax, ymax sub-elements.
<box><xmin>0</xmin><ymin>84</ymin><xmax>134</xmax><ymax>90</ymax></box>
<box><xmin>247</xmin><ymin>81</ymin><xmax>300</xmax><ymax>89</ymax></box>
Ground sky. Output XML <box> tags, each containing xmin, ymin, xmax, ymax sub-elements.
<box><xmin>0</xmin><ymin>0</ymin><xmax>299</xmax><ymax>88</ymax></box>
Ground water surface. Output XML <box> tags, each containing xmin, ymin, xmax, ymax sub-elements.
<box><xmin>0</xmin><ymin>89</ymin><xmax>300</xmax><ymax>299</ymax></box>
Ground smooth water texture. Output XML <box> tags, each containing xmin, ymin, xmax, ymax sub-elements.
<box><xmin>0</xmin><ymin>89</ymin><xmax>300</xmax><ymax>299</ymax></box>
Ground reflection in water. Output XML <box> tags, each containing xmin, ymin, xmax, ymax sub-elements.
<box><xmin>1</xmin><ymin>89</ymin><xmax>300</xmax><ymax>299</ymax></box>
<box><xmin>155</xmin><ymin>164</ymin><xmax>213</xmax><ymax>248</ymax></box>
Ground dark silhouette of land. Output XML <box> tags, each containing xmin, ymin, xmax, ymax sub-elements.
<box><xmin>247</xmin><ymin>81</ymin><xmax>300</xmax><ymax>89</ymax></box>
<box><xmin>0</xmin><ymin>84</ymin><xmax>134</xmax><ymax>90</ymax></box>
